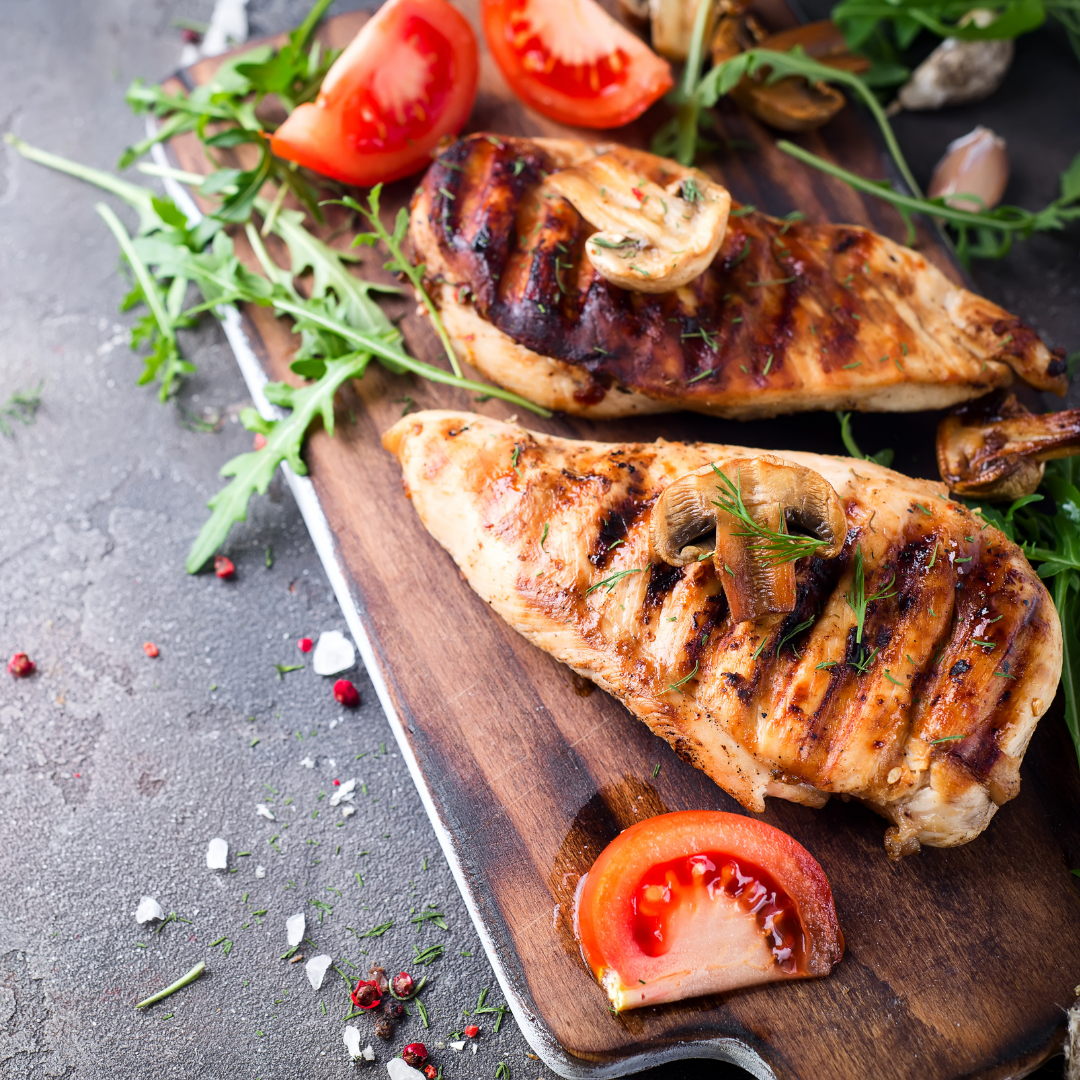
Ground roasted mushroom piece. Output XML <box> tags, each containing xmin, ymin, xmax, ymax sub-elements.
<box><xmin>937</xmin><ymin>390</ymin><xmax>1080</xmax><ymax>500</ymax></box>
<box><xmin>546</xmin><ymin>154</ymin><xmax>731</xmax><ymax>293</ymax></box>
<box><xmin>650</xmin><ymin>456</ymin><xmax>848</xmax><ymax>622</ymax></box>
<box><xmin>725</xmin><ymin>22</ymin><xmax>870</xmax><ymax>133</ymax></box>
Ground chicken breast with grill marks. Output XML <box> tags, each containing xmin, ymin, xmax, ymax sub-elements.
<box><xmin>383</xmin><ymin>410</ymin><xmax>1062</xmax><ymax>857</ymax></box>
<box><xmin>410</xmin><ymin>134</ymin><xmax>1067</xmax><ymax>419</ymax></box>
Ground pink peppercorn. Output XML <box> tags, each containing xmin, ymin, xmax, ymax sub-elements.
<box><xmin>297</xmin><ymin>637</ymin><xmax>313</xmax><ymax>653</ymax></box>
<box><xmin>7</xmin><ymin>652</ymin><xmax>34</xmax><ymax>677</ymax></box>
<box><xmin>334</xmin><ymin>678</ymin><xmax>360</xmax><ymax>707</ymax></box>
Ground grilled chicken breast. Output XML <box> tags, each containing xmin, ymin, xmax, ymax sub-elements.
<box><xmin>411</xmin><ymin>135</ymin><xmax>1067</xmax><ymax>419</ymax></box>
<box><xmin>384</xmin><ymin>410</ymin><xmax>1062</xmax><ymax>856</ymax></box>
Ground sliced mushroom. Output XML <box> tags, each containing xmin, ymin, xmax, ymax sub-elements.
<box><xmin>757</xmin><ymin>21</ymin><xmax>871</xmax><ymax>73</ymax></box>
<box><xmin>650</xmin><ymin>455</ymin><xmax>848</xmax><ymax>623</ymax></box>
<box><xmin>727</xmin><ymin>23</ymin><xmax>869</xmax><ymax>133</ymax></box>
<box><xmin>937</xmin><ymin>391</ymin><xmax>1080</xmax><ymax>499</ymax></box>
<box><xmin>651</xmin><ymin>0</ymin><xmax>717</xmax><ymax>61</ymax></box>
<box><xmin>546</xmin><ymin>154</ymin><xmax>731</xmax><ymax>293</ymax></box>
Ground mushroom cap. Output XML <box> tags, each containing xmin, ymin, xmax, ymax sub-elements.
<box><xmin>545</xmin><ymin>154</ymin><xmax>731</xmax><ymax>293</ymax></box>
<box><xmin>650</xmin><ymin>455</ymin><xmax>848</xmax><ymax>623</ymax></box>
<box><xmin>937</xmin><ymin>390</ymin><xmax>1080</xmax><ymax>499</ymax></box>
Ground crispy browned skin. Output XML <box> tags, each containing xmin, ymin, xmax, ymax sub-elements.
<box><xmin>411</xmin><ymin>135</ymin><xmax>1067</xmax><ymax>418</ymax></box>
<box><xmin>385</xmin><ymin>410</ymin><xmax>1062</xmax><ymax>856</ymax></box>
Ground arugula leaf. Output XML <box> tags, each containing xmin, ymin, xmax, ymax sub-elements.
<box><xmin>836</xmin><ymin>411</ymin><xmax>895</xmax><ymax>468</ymax></box>
<box><xmin>97</xmin><ymin>203</ymin><xmax>194</xmax><ymax>399</ymax></box>
<box><xmin>185</xmin><ymin>353</ymin><xmax>369</xmax><ymax>573</ymax></box>
<box><xmin>968</xmin><ymin>460</ymin><xmax>1080</xmax><ymax>770</ymax></box>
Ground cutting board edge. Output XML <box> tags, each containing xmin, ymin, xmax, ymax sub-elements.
<box><xmin>149</xmin><ymin>151</ymin><xmax>786</xmax><ymax>1078</ymax></box>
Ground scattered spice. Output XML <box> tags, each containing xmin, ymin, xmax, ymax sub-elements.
<box><xmin>253</xmin><ymin>433</ymin><xmax>267</xmax><ymax>451</ymax></box>
<box><xmin>392</xmin><ymin>971</ymin><xmax>415</xmax><ymax>997</ymax></box>
<box><xmin>7</xmin><ymin>652</ymin><xmax>34</xmax><ymax>677</ymax></box>
<box><xmin>334</xmin><ymin>679</ymin><xmax>361</xmax><ymax>707</ymax></box>
<box><xmin>143</xmin><ymin>642</ymin><xmax>159</xmax><ymax>658</ymax></box>
<box><xmin>214</xmin><ymin>555</ymin><xmax>235</xmax><ymax>579</ymax></box>
<box><xmin>375</xmin><ymin>1017</ymin><xmax>393</xmax><ymax>1039</ymax></box>
<box><xmin>464</xmin><ymin>1024</ymin><xmax>480</xmax><ymax>1038</ymax></box>
<box><xmin>298</xmin><ymin>637</ymin><xmax>313</xmax><ymax>653</ymax></box>
<box><xmin>350</xmin><ymin>979</ymin><xmax>383</xmax><ymax>1010</ymax></box>
<box><xmin>402</xmin><ymin>1043</ymin><xmax>428</xmax><ymax>1068</ymax></box>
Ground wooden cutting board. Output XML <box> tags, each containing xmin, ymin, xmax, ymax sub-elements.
<box><xmin>166</xmin><ymin>7</ymin><xmax>1080</xmax><ymax>1077</ymax></box>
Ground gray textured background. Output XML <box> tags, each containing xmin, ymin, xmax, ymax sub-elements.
<box><xmin>1</xmin><ymin>0</ymin><xmax>1077</xmax><ymax>1077</ymax></box>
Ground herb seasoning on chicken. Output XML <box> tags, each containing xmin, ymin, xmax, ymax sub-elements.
<box><xmin>384</xmin><ymin>411</ymin><xmax>1062</xmax><ymax>858</ymax></box>
<box><xmin>410</xmin><ymin>134</ymin><xmax>1066</xmax><ymax>418</ymax></box>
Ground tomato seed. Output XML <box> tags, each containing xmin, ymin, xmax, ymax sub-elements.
<box><xmin>214</xmin><ymin>555</ymin><xmax>235</xmax><ymax>579</ymax></box>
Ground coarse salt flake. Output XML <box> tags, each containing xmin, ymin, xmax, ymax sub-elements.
<box><xmin>329</xmin><ymin>778</ymin><xmax>356</xmax><ymax>806</ymax></box>
<box><xmin>312</xmin><ymin>630</ymin><xmax>356</xmax><ymax>676</ymax></box>
<box><xmin>306</xmin><ymin>954</ymin><xmax>333</xmax><ymax>990</ymax></box>
<box><xmin>343</xmin><ymin>1025</ymin><xmax>363</xmax><ymax>1060</ymax></box>
<box><xmin>299</xmin><ymin>757</ymin><xmax>316</xmax><ymax>769</ymax></box>
<box><xmin>255</xmin><ymin>865</ymin><xmax>266</xmax><ymax>878</ymax></box>
<box><xmin>286</xmin><ymin>912</ymin><xmax>305</xmax><ymax>946</ymax></box>
<box><xmin>363</xmin><ymin>1044</ymin><xmax>375</xmax><ymax>1061</ymax></box>
<box><xmin>135</xmin><ymin>896</ymin><xmax>164</xmax><ymax>924</ymax></box>
<box><xmin>206</xmin><ymin>837</ymin><xmax>228</xmax><ymax>870</ymax></box>
<box><xmin>449</xmin><ymin>1041</ymin><xmax>465</xmax><ymax>1051</ymax></box>
<box><xmin>386</xmin><ymin>1059</ymin><xmax>426</xmax><ymax>1080</ymax></box>
<box><xmin>341</xmin><ymin>806</ymin><xmax>356</xmax><ymax>818</ymax></box>
<box><xmin>255</xmin><ymin>803</ymin><xmax>276</xmax><ymax>820</ymax></box>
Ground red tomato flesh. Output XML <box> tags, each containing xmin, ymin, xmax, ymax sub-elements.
<box><xmin>481</xmin><ymin>0</ymin><xmax>673</xmax><ymax>129</ymax></box>
<box><xmin>575</xmin><ymin>810</ymin><xmax>843</xmax><ymax>1010</ymax></box>
<box><xmin>271</xmin><ymin>0</ymin><xmax>479</xmax><ymax>187</ymax></box>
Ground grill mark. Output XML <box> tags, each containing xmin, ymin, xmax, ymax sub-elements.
<box><xmin>591</xmin><ymin>495</ymin><xmax>650</xmax><ymax>568</ymax></box>
<box><xmin>425</xmin><ymin>135</ymin><xmax>918</xmax><ymax>401</ymax></box>
<box><xmin>644</xmin><ymin>562</ymin><xmax>684</xmax><ymax>611</ymax></box>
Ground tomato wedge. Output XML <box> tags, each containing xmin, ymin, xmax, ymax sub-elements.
<box><xmin>481</xmin><ymin>0</ymin><xmax>673</xmax><ymax>129</ymax></box>
<box><xmin>575</xmin><ymin>811</ymin><xmax>843</xmax><ymax>1010</ymax></box>
<box><xmin>270</xmin><ymin>0</ymin><xmax>479</xmax><ymax>187</ymax></box>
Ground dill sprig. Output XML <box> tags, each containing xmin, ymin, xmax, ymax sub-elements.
<box><xmin>844</xmin><ymin>547</ymin><xmax>897</xmax><ymax>644</ymax></box>
<box><xmin>0</xmin><ymin>381</ymin><xmax>44</xmax><ymax>437</ymax></box>
<box><xmin>586</xmin><ymin>568</ymin><xmax>643</xmax><ymax>596</ymax></box>
<box><xmin>775</xmin><ymin>616</ymin><xmax>815</xmax><ymax>659</ymax></box>
<box><xmin>710</xmin><ymin>466</ymin><xmax>825</xmax><ymax>564</ymax></box>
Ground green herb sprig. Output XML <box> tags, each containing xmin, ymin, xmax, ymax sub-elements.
<box><xmin>845</xmin><ymin>546</ymin><xmax>897</xmax><ymax>645</ymax></box>
<box><xmin>836</xmin><ymin>411</ymin><xmax>895</xmax><ymax>468</ymax></box>
<box><xmin>0</xmin><ymin>381</ymin><xmax>44</xmax><ymax>437</ymax></box>
<box><xmin>969</xmin><ymin>460</ymin><xmax>1080</xmax><ymax>769</ymax></box>
<box><xmin>710</xmin><ymin>466</ymin><xmax>825</xmax><ymax>564</ymax></box>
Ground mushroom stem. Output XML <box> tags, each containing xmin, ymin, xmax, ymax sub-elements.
<box><xmin>937</xmin><ymin>391</ymin><xmax>1080</xmax><ymax>500</ymax></box>
<box><xmin>650</xmin><ymin>456</ymin><xmax>847</xmax><ymax>622</ymax></box>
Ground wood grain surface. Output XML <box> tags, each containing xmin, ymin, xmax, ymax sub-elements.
<box><xmin>168</xmin><ymin>8</ymin><xmax>1080</xmax><ymax>1077</ymax></box>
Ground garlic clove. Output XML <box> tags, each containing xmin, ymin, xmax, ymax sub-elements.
<box><xmin>897</xmin><ymin>14</ymin><xmax>1014</xmax><ymax>112</ymax></box>
<box><xmin>928</xmin><ymin>126</ymin><xmax>1008</xmax><ymax>211</ymax></box>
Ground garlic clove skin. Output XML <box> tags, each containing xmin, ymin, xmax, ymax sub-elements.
<box><xmin>928</xmin><ymin>126</ymin><xmax>1008</xmax><ymax>211</ymax></box>
<box><xmin>898</xmin><ymin>13</ymin><xmax>1014</xmax><ymax>112</ymax></box>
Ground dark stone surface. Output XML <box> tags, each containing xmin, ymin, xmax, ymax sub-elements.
<box><xmin>0</xmin><ymin>1</ymin><xmax>1074</xmax><ymax>1078</ymax></box>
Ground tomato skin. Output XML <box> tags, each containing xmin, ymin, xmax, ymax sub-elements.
<box><xmin>481</xmin><ymin>0</ymin><xmax>673</xmax><ymax>129</ymax></box>
<box><xmin>575</xmin><ymin>810</ymin><xmax>843</xmax><ymax>1010</ymax></box>
<box><xmin>270</xmin><ymin>0</ymin><xmax>479</xmax><ymax>187</ymax></box>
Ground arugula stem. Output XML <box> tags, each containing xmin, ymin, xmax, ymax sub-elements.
<box><xmin>698</xmin><ymin>50</ymin><xmax>922</xmax><ymax>198</ymax></box>
<box><xmin>674</xmin><ymin>0</ymin><xmax>716</xmax><ymax>165</ymax></box>
<box><xmin>135</xmin><ymin>960</ymin><xmax>206</xmax><ymax>1009</ymax></box>
<box><xmin>269</xmin><ymin>296</ymin><xmax>549</xmax><ymax>415</ymax></box>
<box><xmin>291</xmin><ymin>0</ymin><xmax>334</xmax><ymax>51</ymax></box>
<box><xmin>5</xmin><ymin>133</ymin><xmax>159</xmax><ymax>232</ymax></box>
<box><xmin>776</xmin><ymin>139</ymin><xmax>1033</xmax><ymax>233</ymax></box>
